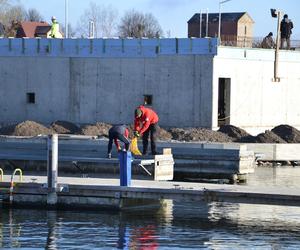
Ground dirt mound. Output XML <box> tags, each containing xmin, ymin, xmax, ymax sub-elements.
<box><xmin>50</xmin><ymin>120</ymin><xmax>81</xmax><ymax>134</ymax></box>
<box><xmin>271</xmin><ymin>124</ymin><xmax>300</xmax><ymax>143</ymax></box>
<box><xmin>169</xmin><ymin>127</ymin><xmax>233</xmax><ymax>142</ymax></box>
<box><xmin>0</xmin><ymin>120</ymin><xmax>52</xmax><ymax>136</ymax></box>
<box><xmin>156</xmin><ymin>126</ymin><xmax>172</xmax><ymax>141</ymax></box>
<box><xmin>1</xmin><ymin>120</ymin><xmax>300</xmax><ymax>144</ymax></box>
<box><xmin>218</xmin><ymin>125</ymin><xmax>251</xmax><ymax>140</ymax></box>
<box><xmin>255</xmin><ymin>130</ymin><xmax>287</xmax><ymax>143</ymax></box>
<box><xmin>80</xmin><ymin>122</ymin><xmax>112</xmax><ymax>137</ymax></box>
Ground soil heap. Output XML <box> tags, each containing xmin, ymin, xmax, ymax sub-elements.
<box><xmin>0</xmin><ymin>120</ymin><xmax>52</xmax><ymax>136</ymax></box>
<box><xmin>50</xmin><ymin>120</ymin><xmax>81</xmax><ymax>134</ymax></box>
<box><xmin>80</xmin><ymin>122</ymin><xmax>112</xmax><ymax>137</ymax></box>
<box><xmin>169</xmin><ymin>127</ymin><xmax>233</xmax><ymax>142</ymax></box>
<box><xmin>271</xmin><ymin>124</ymin><xmax>300</xmax><ymax>143</ymax></box>
<box><xmin>0</xmin><ymin>120</ymin><xmax>300</xmax><ymax>144</ymax></box>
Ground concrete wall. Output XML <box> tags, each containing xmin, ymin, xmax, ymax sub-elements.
<box><xmin>1</xmin><ymin>38</ymin><xmax>300</xmax><ymax>133</ymax></box>
<box><xmin>0</xmin><ymin>38</ymin><xmax>217</xmax><ymax>127</ymax></box>
<box><xmin>0</xmin><ymin>55</ymin><xmax>214</xmax><ymax>127</ymax></box>
<box><xmin>213</xmin><ymin>47</ymin><xmax>300</xmax><ymax>134</ymax></box>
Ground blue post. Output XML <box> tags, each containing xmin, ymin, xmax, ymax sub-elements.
<box><xmin>118</xmin><ymin>151</ymin><xmax>132</xmax><ymax>187</ymax></box>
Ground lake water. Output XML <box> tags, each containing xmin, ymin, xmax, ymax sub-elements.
<box><xmin>1</xmin><ymin>166</ymin><xmax>300</xmax><ymax>249</ymax></box>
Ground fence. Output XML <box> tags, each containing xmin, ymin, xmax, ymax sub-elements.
<box><xmin>220</xmin><ymin>35</ymin><xmax>300</xmax><ymax>50</ymax></box>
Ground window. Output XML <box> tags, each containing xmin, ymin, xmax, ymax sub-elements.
<box><xmin>143</xmin><ymin>95</ymin><xmax>153</xmax><ymax>105</ymax></box>
<box><xmin>27</xmin><ymin>92</ymin><xmax>35</xmax><ymax>104</ymax></box>
<box><xmin>244</xmin><ymin>26</ymin><xmax>247</xmax><ymax>35</ymax></box>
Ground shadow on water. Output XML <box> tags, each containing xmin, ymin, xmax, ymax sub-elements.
<box><xmin>1</xmin><ymin>198</ymin><xmax>300</xmax><ymax>249</ymax></box>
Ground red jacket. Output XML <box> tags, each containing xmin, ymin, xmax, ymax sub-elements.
<box><xmin>134</xmin><ymin>106</ymin><xmax>159</xmax><ymax>135</ymax></box>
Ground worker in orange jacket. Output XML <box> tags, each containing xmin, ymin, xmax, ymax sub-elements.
<box><xmin>134</xmin><ymin>105</ymin><xmax>159</xmax><ymax>155</ymax></box>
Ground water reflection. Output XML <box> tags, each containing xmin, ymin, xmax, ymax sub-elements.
<box><xmin>1</xmin><ymin>166</ymin><xmax>300</xmax><ymax>249</ymax></box>
<box><xmin>46</xmin><ymin>211</ymin><xmax>58</xmax><ymax>250</ymax></box>
<box><xmin>246</xmin><ymin>166</ymin><xmax>300</xmax><ymax>188</ymax></box>
<box><xmin>1</xmin><ymin>199</ymin><xmax>300</xmax><ymax>249</ymax></box>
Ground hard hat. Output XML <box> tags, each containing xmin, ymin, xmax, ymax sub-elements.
<box><xmin>51</xmin><ymin>16</ymin><xmax>56</xmax><ymax>20</ymax></box>
<box><xmin>135</xmin><ymin>108</ymin><xmax>142</xmax><ymax>118</ymax></box>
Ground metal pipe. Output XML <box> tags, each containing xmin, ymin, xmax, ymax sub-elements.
<box><xmin>199</xmin><ymin>10</ymin><xmax>202</xmax><ymax>38</ymax></box>
<box><xmin>206</xmin><ymin>8</ymin><xmax>209</xmax><ymax>37</ymax></box>
<box><xmin>274</xmin><ymin>11</ymin><xmax>282</xmax><ymax>82</ymax></box>
<box><xmin>47</xmin><ymin>134</ymin><xmax>58</xmax><ymax>190</ymax></box>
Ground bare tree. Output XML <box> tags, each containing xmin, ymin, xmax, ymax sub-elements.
<box><xmin>62</xmin><ymin>23</ymin><xmax>76</xmax><ymax>38</ymax></box>
<box><xmin>25</xmin><ymin>8</ymin><xmax>43</xmax><ymax>22</ymax></box>
<box><xmin>76</xmin><ymin>2</ymin><xmax>118</xmax><ymax>38</ymax></box>
<box><xmin>118</xmin><ymin>9</ymin><xmax>163</xmax><ymax>38</ymax></box>
<box><xmin>1</xmin><ymin>4</ymin><xmax>26</xmax><ymax>37</ymax></box>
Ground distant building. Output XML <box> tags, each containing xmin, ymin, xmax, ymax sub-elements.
<box><xmin>188</xmin><ymin>12</ymin><xmax>254</xmax><ymax>47</ymax></box>
<box><xmin>16</xmin><ymin>21</ymin><xmax>63</xmax><ymax>38</ymax></box>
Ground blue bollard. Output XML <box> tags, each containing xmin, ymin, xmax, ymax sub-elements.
<box><xmin>118</xmin><ymin>151</ymin><xmax>132</xmax><ymax>186</ymax></box>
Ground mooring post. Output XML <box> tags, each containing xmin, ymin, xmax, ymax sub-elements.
<box><xmin>47</xmin><ymin>134</ymin><xmax>58</xmax><ymax>205</ymax></box>
<box><xmin>118</xmin><ymin>151</ymin><xmax>132</xmax><ymax>187</ymax></box>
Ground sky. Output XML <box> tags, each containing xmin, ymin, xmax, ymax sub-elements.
<box><xmin>17</xmin><ymin>0</ymin><xmax>300</xmax><ymax>39</ymax></box>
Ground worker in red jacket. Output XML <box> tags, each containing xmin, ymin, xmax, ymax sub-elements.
<box><xmin>134</xmin><ymin>105</ymin><xmax>159</xmax><ymax>155</ymax></box>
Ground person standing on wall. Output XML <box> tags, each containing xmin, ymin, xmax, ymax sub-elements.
<box><xmin>280</xmin><ymin>14</ymin><xmax>294</xmax><ymax>49</ymax></box>
<box><xmin>134</xmin><ymin>105</ymin><xmax>159</xmax><ymax>155</ymax></box>
<box><xmin>107</xmin><ymin>125</ymin><xmax>130</xmax><ymax>159</ymax></box>
<box><xmin>261</xmin><ymin>32</ymin><xmax>275</xmax><ymax>49</ymax></box>
<box><xmin>50</xmin><ymin>16</ymin><xmax>60</xmax><ymax>38</ymax></box>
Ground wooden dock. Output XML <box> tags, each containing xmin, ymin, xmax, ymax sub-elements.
<box><xmin>1</xmin><ymin>175</ymin><xmax>300</xmax><ymax>209</ymax></box>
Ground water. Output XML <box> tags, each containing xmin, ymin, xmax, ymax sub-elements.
<box><xmin>1</xmin><ymin>166</ymin><xmax>300</xmax><ymax>249</ymax></box>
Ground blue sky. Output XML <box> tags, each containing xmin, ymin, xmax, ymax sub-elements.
<box><xmin>18</xmin><ymin>0</ymin><xmax>299</xmax><ymax>38</ymax></box>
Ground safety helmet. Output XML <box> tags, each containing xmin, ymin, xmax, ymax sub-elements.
<box><xmin>135</xmin><ymin>108</ymin><xmax>142</xmax><ymax>118</ymax></box>
<box><xmin>51</xmin><ymin>16</ymin><xmax>56</xmax><ymax>20</ymax></box>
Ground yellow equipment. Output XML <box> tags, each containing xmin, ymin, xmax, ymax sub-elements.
<box><xmin>130</xmin><ymin>137</ymin><xmax>142</xmax><ymax>155</ymax></box>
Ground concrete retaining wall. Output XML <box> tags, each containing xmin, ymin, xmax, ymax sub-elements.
<box><xmin>1</xmin><ymin>38</ymin><xmax>300</xmax><ymax>134</ymax></box>
<box><xmin>0</xmin><ymin>39</ymin><xmax>215</xmax><ymax>127</ymax></box>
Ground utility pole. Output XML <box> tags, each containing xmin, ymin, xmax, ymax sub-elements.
<box><xmin>218</xmin><ymin>0</ymin><xmax>232</xmax><ymax>44</ymax></box>
<box><xmin>65</xmin><ymin>0</ymin><xmax>69</xmax><ymax>38</ymax></box>
<box><xmin>274</xmin><ymin>10</ymin><xmax>282</xmax><ymax>82</ymax></box>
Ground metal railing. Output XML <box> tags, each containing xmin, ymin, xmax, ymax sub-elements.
<box><xmin>220</xmin><ymin>36</ymin><xmax>300</xmax><ymax>50</ymax></box>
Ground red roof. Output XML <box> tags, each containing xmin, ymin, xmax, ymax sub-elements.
<box><xmin>16</xmin><ymin>21</ymin><xmax>50</xmax><ymax>38</ymax></box>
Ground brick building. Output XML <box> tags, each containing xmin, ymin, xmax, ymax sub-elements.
<box><xmin>188</xmin><ymin>12</ymin><xmax>254</xmax><ymax>47</ymax></box>
<box><xmin>16</xmin><ymin>21</ymin><xmax>63</xmax><ymax>38</ymax></box>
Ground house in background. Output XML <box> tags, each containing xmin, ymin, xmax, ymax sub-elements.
<box><xmin>16</xmin><ymin>21</ymin><xmax>63</xmax><ymax>38</ymax></box>
<box><xmin>188</xmin><ymin>12</ymin><xmax>254</xmax><ymax>47</ymax></box>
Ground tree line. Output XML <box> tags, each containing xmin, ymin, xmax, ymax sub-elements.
<box><xmin>0</xmin><ymin>0</ymin><xmax>164</xmax><ymax>38</ymax></box>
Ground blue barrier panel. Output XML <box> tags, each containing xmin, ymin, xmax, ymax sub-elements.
<box><xmin>118</xmin><ymin>151</ymin><xmax>132</xmax><ymax>186</ymax></box>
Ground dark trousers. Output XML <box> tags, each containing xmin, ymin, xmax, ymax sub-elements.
<box><xmin>142</xmin><ymin>123</ymin><xmax>158</xmax><ymax>155</ymax></box>
<box><xmin>107</xmin><ymin>132</ymin><xmax>130</xmax><ymax>154</ymax></box>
